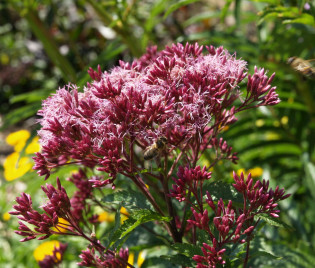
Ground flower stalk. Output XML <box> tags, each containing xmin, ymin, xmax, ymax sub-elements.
<box><xmin>10</xmin><ymin>43</ymin><xmax>290</xmax><ymax>267</ymax></box>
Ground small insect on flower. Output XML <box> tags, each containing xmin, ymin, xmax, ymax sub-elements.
<box><xmin>143</xmin><ymin>136</ymin><xmax>167</xmax><ymax>160</ymax></box>
<box><xmin>287</xmin><ymin>57</ymin><xmax>315</xmax><ymax>79</ymax></box>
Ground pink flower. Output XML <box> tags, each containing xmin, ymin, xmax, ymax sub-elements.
<box><xmin>33</xmin><ymin>43</ymin><xmax>278</xmax><ymax>188</ymax></box>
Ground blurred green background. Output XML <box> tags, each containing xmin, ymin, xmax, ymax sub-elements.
<box><xmin>1</xmin><ymin>0</ymin><xmax>315</xmax><ymax>267</ymax></box>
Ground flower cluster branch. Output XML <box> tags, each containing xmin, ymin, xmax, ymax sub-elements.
<box><xmin>10</xmin><ymin>43</ymin><xmax>289</xmax><ymax>267</ymax></box>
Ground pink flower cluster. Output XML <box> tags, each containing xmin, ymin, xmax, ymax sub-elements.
<box><xmin>38</xmin><ymin>243</ymin><xmax>67</xmax><ymax>268</ymax></box>
<box><xmin>9</xmin><ymin>178</ymin><xmax>76</xmax><ymax>241</ymax></box>
<box><xmin>33</xmin><ymin>43</ymin><xmax>279</xmax><ymax>188</ymax></box>
<box><xmin>78</xmin><ymin>247</ymin><xmax>129</xmax><ymax>267</ymax></box>
<box><xmin>172</xmin><ymin>169</ymin><xmax>291</xmax><ymax>267</ymax></box>
<box><xmin>11</xmin><ymin>43</ymin><xmax>286</xmax><ymax>267</ymax></box>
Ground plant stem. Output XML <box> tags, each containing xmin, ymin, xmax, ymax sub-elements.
<box><xmin>243</xmin><ymin>238</ymin><xmax>251</xmax><ymax>268</ymax></box>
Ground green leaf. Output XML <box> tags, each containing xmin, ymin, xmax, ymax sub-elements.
<box><xmin>10</xmin><ymin>89</ymin><xmax>51</xmax><ymax>104</ymax></box>
<box><xmin>141</xmin><ymin>256</ymin><xmax>178</xmax><ymax>268</ymax></box>
<box><xmin>304</xmin><ymin>160</ymin><xmax>315</xmax><ymax>200</ymax></box>
<box><xmin>1</xmin><ymin>103</ymin><xmax>42</xmax><ymax>130</ymax></box>
<box><xmin>250</xmin><ymin>250</ymin><xmax>282</xmax><ymax>260</ymax></box>
<box><xmin>276</xmin><ymin>102</ymin><xmax>309</xmax><ymax>112</ymax></box>
<box><xmin>220</xmin><ymin>0</ymin><xmax>233</xmax><ymax>22</ymax></box>
<box><xmin>163</xmin><ymin>0</ymin><xmax>200</xmax><ymax>19</ymax></box>
<box><xmin>183</xmin><ymin>11</ymin><xmax>221</xmax><ymax>27</ymax></box>
<box><xmin>108</xmin><ymin>209</ymin><xmax>171</xmax><ymax>247</ymax></box>
<box><xmin>102</xmin><ymin>189</ymin><xmax>154</xmax><ymax>210</ymax></box>
<box><xmin>256</xmin><ymin>214</ymin><xmax>293</xmax><ymax>230</ymax></box>
<box><xmin>161</xmin><ymin>254</ymin><xmax>195</xmax><ymax>266</ymax></box>
<box><xmin>237</xmin><ymin>140</ymin><xmax>301</xmax><ymax>155</ymax></box>
<box><xmin>203</xmin><ymin>181</ymin><xmax>243</xmax><ymax>204</ymax></box>
<box><xmin>171</xmin><ymin>242</ymin><xmax>203</xmax><ymax>257</ymax></box>
<box><xmin>283</xmin><ymin>14</ymin><xmax>315</xmax><ymax>26</ymax></box>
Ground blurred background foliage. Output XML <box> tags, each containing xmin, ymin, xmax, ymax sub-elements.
<box><xmin>0</xmin><ymin>0</ymin><xmax>315</xmax><ymax>267</ymax></box>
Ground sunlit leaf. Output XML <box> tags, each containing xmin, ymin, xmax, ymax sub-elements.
<box><xmin>164</xmin><ymin>0</ymin><xmax>200</xmax><ymax>19</ymax></box>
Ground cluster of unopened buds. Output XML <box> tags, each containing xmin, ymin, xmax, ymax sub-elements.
<box><xmin>10</xmin><ymin>43</ymin><xmax>290</xmax><ymax>267</ymax></box>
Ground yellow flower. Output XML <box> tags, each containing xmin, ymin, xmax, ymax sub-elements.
<box><xmin>6</xmin><ymin>130</ymin><xmax>30</xmax><ymax>152</ymax></box>
<box><xmin>25</xmin><ymin>136</ymin><xmax>40</xmax><ymax>154</ymax></box>
<box><xmin>120</xmin><ymin>207</ymin><xmax>129</xmax><ymax>224</ymax></box>
<box><xmin>120</xmin><ymin>207</ymin><xmax>129</xmax><ymax>216</ymax></box>
<box><xmin>236</xmin><ymin>168</ymin><xmax>246</xmax><ymax>177</ymax></box>
<box><xmin>51</xmin><ymin>218</ymin><xmax>70</xmax><ymax>233</ymax></box>
<box><xmin>98</xmin><ymin>207</ymin><xmax>129</xmax><ymax>224</ymax></box>
<box><xmin>3</xmin><ymin>212</ymin><xmax>11</xmax><ymax>221</ymax></box>
<box><xmin>248</xmin><ymin>167</ymin><xmax>264</xmax><ymax>178</ymax></box>
<box><xmin>234</xmin><ymin>167</ymin><xmax>263</xmax><ymax>179</ymax></box>
<box><xmin>3</xmin><ymin>152</ymin><xmax>33</xmax><ymax>181</ymax></box>
<box><xmin>137</xmin><ymin>251</ymin><xmax>146</xmax><ymax>267</ymax></box>
<box><xmin>98</xmin><ymin>211</ymin><xmax>115</xmax><ymax>223</ymax></box>
<box><xmin>128</xmin><ymin>252</ymin><xmax>134</xmax><ymax>265</ymax></box>
<box><xmin>33</xmin><ymin>240</ymin><xmax>61</xmax><ymax>262</ymax></box>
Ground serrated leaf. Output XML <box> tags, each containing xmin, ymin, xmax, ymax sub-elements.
<box><xmin>203</xmin><ymin>181</ymin><xmax>243</xmax><ymax>204</ymax></box>
<box><xmin>256</xmin><ymin>214</ymin><xmax>293</xmax><ymax>230</ymax></box>
<box><xmin>163</xmin><ymin>0</ymin><xmax>199</xmax><ymax>19</ymax></box>
<box><xmin>108</xmin><ymin>209</ymin><xmax>171</xmax><ymax>247</ymax></box>
<box><xmin>161</xmin><ymin>254</ymin><xmax>195</xmax><ymax>266</ymax></box>
<box><xmin>141</xmin><ymin>256</ymin><xmax>178</xmax><ymax>268</ymax></box>
<box><xmin>250</xmin><ymin>250</ymin><xmax>282</xmax><ymax>259</ymax></box>
<box><xmin>171</xmin><ymin>242</ymin><xmax>203</xmax><ymax>257</ymax></box>
<box><xmin>102</xmin><ymin>189</ymin><xmax>153</xmax><ymax>210</ymax></box>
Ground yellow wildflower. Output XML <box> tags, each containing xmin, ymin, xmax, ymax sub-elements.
<box><xmin>137</xmin><ymin>251</ymin><xmax>146</xmax><ymax>267</ymax></box>
<box><xmin>6</xmin><ymin>130</ymin><xmax>30</xmax><ymax>152</ymax></box>
<box><xmin>51</xmin><ymin>218</ymin><xmax>70</xmax><ymax>233</ymax></box>
<box><xmin>98</xmin><ymin>207</ymin><xmax>129</xmax><ymax>224</ymax></box>
<box><xmin>3</xmin><ymin>212</ymin><xmax>11</xmax><ymax>221</ymax></box>
<box><xmin>236</xmin><ymin>168</ymin><xmax>246</xmax><ymax>177</ymax></box>
<box><xmin>25</xmin><ymin>136</ymin><xmax>40</xmax><ymax>154</ymax></box>
<box><xmin>98</xmin><ymin>211</ymin><xmax>115</xmax><ymax>223</ymax></box>
<box><xmin>128</xmin><ymin>252</ymin><xmax>134</xmax><ymax>265</ymax></box>
<box><xmin>234</xmin><ymin>167</ymin><xmax>263</xmax><ymax>179</ymax></box>
<box><xmin>120</xmin><ymin>207</ymin><xmax>129</xmax><ymax>224</ymax></box>
<box><xmin>248</xmin><ymin>167</ymin><xmax>264</xmax><ymax>178</ymax></box>
<box><xmin>3</xmin><ymin>152</ymin><xmax>33</xmax><ymax>181</ymax></box>
<box><xmin>33</xmin><ymin>240</ymin><xmax>61</xmax><ymax>262</ymax></box>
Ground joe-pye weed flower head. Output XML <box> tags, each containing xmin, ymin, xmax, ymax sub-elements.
<box><xmin>10</xmin><ymin>43</ymin><xmax>289</xmax><ymax>267</ymax></box>
<box><xmin>33</xmin><ymin>43</ymin><xmax>279</xmax><ymax>186</ymax></box>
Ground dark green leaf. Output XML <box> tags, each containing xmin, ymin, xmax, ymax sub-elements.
<box><xmin>102</xmin><ymin>189</ymin><xmax>154</xmax><ymax>210</ymax></box>
<box><xmin>171</xmin><ymin>242</ymin><xmax>203</xmax><ymax>257</ymax></box>
<box><xmin>203</xmin><ymin>181</ymin><xmax>243</xmax><ymax>204</ymax></box>
<box><xmin>161</xmin><ymin>254</ymin><xmax>195</xmax><ymax>266</ymax></box>
<box><xmin>108</xmin><ymin>209</ymin><xmax>171</xmax><ymax>247</ymax></box>
<box><xmin>256</xmin><ymin>214</ymin><xmax>293</xmax><ymax>230</ymax></box>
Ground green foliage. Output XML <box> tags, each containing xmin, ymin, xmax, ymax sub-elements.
<box><xmin>107</xmin><ymin>209</ymin><xmax>171</xmax><ymax>248</ymax></box>
<box><xmin>102</xmin><ymin>189</ymin><xmax>154</xmax><ymax>210</ymax></box>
